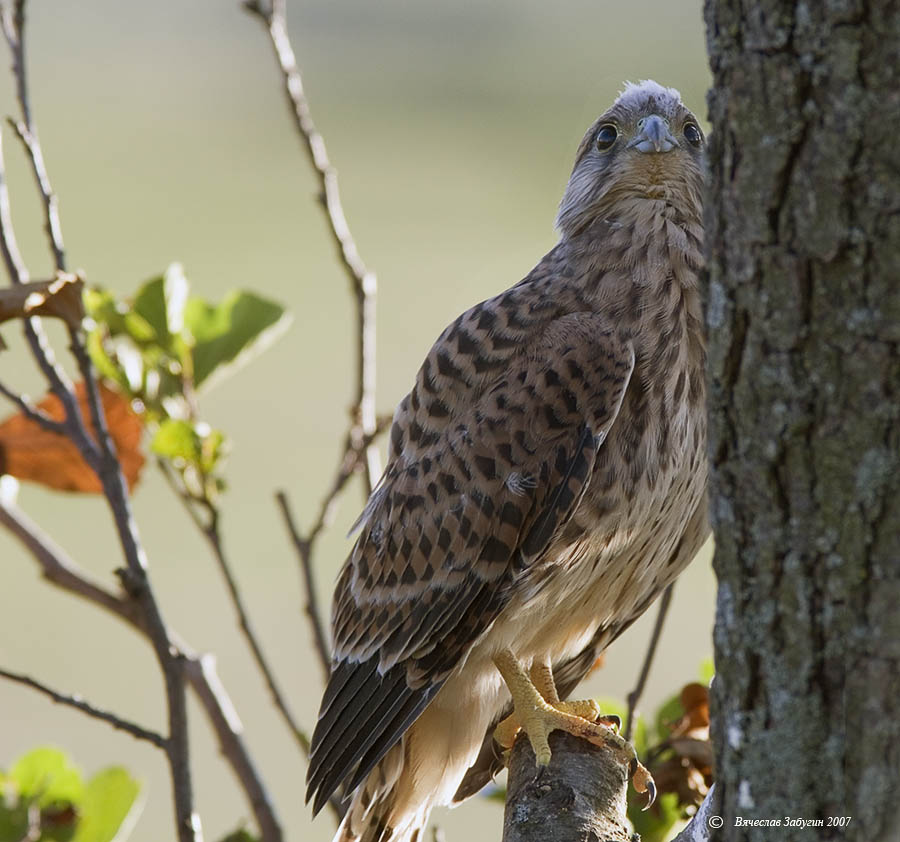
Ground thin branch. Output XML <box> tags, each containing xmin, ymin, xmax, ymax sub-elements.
<box><xmin>0</xmin><ymin>379</ymin><xmax>67</xmax><ymax>434</ymax></box>
<box><xmin>185</xmin><ymin>655</ymin><xmax>284</xmax><ymax>839</ymax></box>
<box><xmin>204</xmin><ymin>510</ymin><xmax>313</xmax><ymax>752</ymax></box>
<box><xmin>0</xmin><ymin>497</ymin><xmax>144</xmax><ymax>627</ymax></box>
<box><xmin>158</xmin><ymin>461</ymin><xmax>312</xmax><ymax>755</ymax></box>
<box><xmin>275</xmin><ymin>489</ymin><xmax>331</xmax><ymax>682</ymax></box>
<box><xmin>0</xmin><ymin>667</ymin><xmax>168</xmax><ymax>748</ymax></box>
<box><xmin>245</xmin><ymin>0</ymin><xmax>381</xmax><ymax>491</ymax></box>
<box><xmin>624</xmin><ymin>584</ymin><xmax>674</xmax><ymax>742</ymax></box>
<box><xmin>0</xmin><ymin>131</ymin><xmax>27</xmax><ymax>284</ymax></box>
<box><xmin>275</xmin><ymin>415</ymin><xmax>392</xmax><ymax>683</ymax></box>
<box><xmin>1</xmin><ymin>0</ymin><xmax>64</xmax><ymax>270</ymax></box>
<box><xmin>7</xmin><ymin>118</ymin><xmax>64</xmax><ymax>269</ymax></box>
<box><xmin>0</xmin><ymin>3</ymin><xmax>199</xmax><ymax>834</ymax></box>
<box><xmin>0</xmin><ymin>121</ymin><xmax>100</xmax><ymax>471</ymax></box>
<box><xmin>0</xmin><ymin>494</ymin><xmax>284</xmax><ymax>842</ymax></box>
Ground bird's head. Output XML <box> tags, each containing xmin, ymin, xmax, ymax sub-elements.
<box><xmin>557</xmin><ymin>80</ymin><xmax>705</xmax><ymax>238</ymax></box>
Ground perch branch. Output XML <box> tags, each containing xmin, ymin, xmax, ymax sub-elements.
<box><xmin>245</xmin><ymin>0</ymin><xmax>381</xmax><ymax>491</ymax></box>
<box><xmin>0</xmin><ymin>667</ymin><xmax>168</xmax><ymax>748</ymax></box>
<box><xmin>502</xmin><ymin>731</ymin><xmax>633</xmax><ymax>842</ymax></box>
<box><xmin>0</xmin><ymin>494</ymin><xmax>284</xmax><ymax>842</ymax></box>
<box><xmin>624</xmin><ymin>583</ymin><xmax>674</xmax><ymax>742</ymax></box>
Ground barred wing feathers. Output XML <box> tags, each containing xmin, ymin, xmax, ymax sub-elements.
<box><xmin>306</xmin><ymin>303</ymin><xmax>634</xmax><ymax>814</ymax></box>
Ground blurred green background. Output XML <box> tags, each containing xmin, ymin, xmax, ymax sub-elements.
<box><xmin>0</xmin><ymin>1</ymin><xmax>713</xmax><ymax>840</ymax></box>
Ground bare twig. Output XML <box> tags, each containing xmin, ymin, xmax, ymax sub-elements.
<box><xmin>245</xmin><ymin>0</ymin><xmax>381</xmax><ymax>491</ymax></box>
<box><xmin>0</xmin><ymin>131</ymin><xmax>27</xmax><ymax>283</ymax></box>
<box><xmin>0</xmin><ymin>494</ymin><xmax>284</xmax><ymax>842</ymax></box>
<box><xmin>0</xmin><ymin>667</ymin><xmax>168</xmax><ymax>748</ymax></box>
<box><xmin>275</xmin><ymin>416</ymin><xmax>392</xmax><ymax>681</ymax></box>
<box><xmin>0</xmin><ymin>110</ymin><xmax>99</xmax><ymax>472</ymax></box>
<box><xmin>7</xmin><ymin>117</ymin><xmax>64</xmax><ymax>270</ymax></box>
<box><xmin>158</xmin><ymin>461</ymin><xmax>312</xmax><ymax>756</ymax></box>
<box><xmin>0</xmin><ymin>379</ymin><xmax>67</xmax><ymax>434</ymax></box>
<box><xmin>185</xmin><ymin>655</ymin><xmax>284</xmax><ymax>839</ymax></box>
<box><xmin>1</xmin><ymin>1</ymin><xmax>64</xmax><ymax>270</ymax></box>
<box><xmin>0</xmin><ymin>498</ymin><xmax>144</xmax><ymax>627</ymax></box>
<box><xmin>204</xmin><ymin>511</ymin><xmax>314</xmax><ymax>752</ymax></box>
<box><xmin>275</xmin><ymin>489</ymin><xmax>332</xmax><ymax>682</ymax></box>
<box><xmin>624</xmin><ymin>584</ymin><xmax>674</xmax><ymax>742</ymax></box>
<box><xmin>0</xmin><ymin>3</ymin><xmax>200</xmax><ymax>836</ymax></box>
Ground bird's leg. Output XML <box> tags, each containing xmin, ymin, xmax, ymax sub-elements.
<box><xmin>492</xmin><ymin>649</ymin><xmax>655</xmax><ymax>805</ymax></box>
<box><xmin>528</xmin><ymin>659</ymin><xmax>620</xmax><ymax>728</ymax></box>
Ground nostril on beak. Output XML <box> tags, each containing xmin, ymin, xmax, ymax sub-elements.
<box><xmin>630</xmin><ymin>115</ymin><xmax>678</xmax><ymax>154</ymax></box>
<box><xmin>642</xmin><ymin>116</ymin><xmax>667</xmax><ymax>151</ymax></box>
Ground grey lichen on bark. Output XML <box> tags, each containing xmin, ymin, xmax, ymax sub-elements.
<box><xmin>704</xmin><ymin>0</ymin><xmax>900</xmax><ymax>839</ymax></box>
<box><xmin>502</xmin><ymin>731</ymin><xmax>634</xmax><ymax>842</ymax></box>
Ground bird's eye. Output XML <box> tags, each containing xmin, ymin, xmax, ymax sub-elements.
<box><xmin>684</xmin><ymin>122</ymin><xmax>702</xmax><ymax>147</ymax></box>
<box><xmin>595</xmin><ymin>124</ymin><xmax>618</xmax><ymax>150</ymax></box>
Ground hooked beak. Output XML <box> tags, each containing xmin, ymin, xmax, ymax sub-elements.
<box><xmin>627</xmin><ymin>115</ymin><xmax>679</xmax><ymax>154</ymax></box>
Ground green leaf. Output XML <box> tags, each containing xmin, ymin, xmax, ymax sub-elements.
<box><xmin>698</xmin><ymin>658</ymin><xmax>715</xmax><ymax>685</ymax></box>
<box><xmin>72</xmin><ymin>768</ymin><xmax>141</xmax><ymax>842</ymax></box>
<box><xmin>132</xmin><ymin>264</ymin><xmax>189</xmax><ymax>343</ymax></box>
<box><xmin>0</xmin><ymin>800</ymin><xmax>29</xmax><ymax>842</ymax></box>
<box><xmin>83</xmin><ymin>288</ymin><xmax>123</xmax><ymax>333</ymax></box>
<box><xmin>122</xmin><ymin>312</ymin><xmax>157</xmax><ymax>344</ymax></box>
<box><xmin>184</xmin><ymin>290</ymin><xmax>290</xmax><ymax>388</ymax></box>
<box><xmin>627</xmin><ymin>791</ymin><xmax>682</xmax><ymax>842</ymax></box>
<box><xmin>654</xmin><ymin>692</ymin><xmax>685</xmax><ymax>743</ymax></box>
<box><xmin>199</xmin><ymin>428</ymin><xmax>228</xmax><ymax>475</ymax></box>
<box><xmin>9</xmin><ymin>748</ymin><xmax>84</xmax><ymax>808</ymax></box>
<box><xmin>151</xmin><ymin>419</ymin><xmax>200</xmax><ymax>463</ymax></box>
<box><xmin>86</xmin><ymin>330</ymin><xmax>130</xmax><ymax>393</ymax></box>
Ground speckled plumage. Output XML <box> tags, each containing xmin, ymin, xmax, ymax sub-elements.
<box><xmin>307</xmin><ymin>80</ymin><xmax>710</xmax><ymax>842</ymax></box>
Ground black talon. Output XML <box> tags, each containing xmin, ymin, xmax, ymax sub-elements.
<box><xmin>642</xmin><ymin>777</ymin><xmax>657</xmax><ymax>811</ymax></box>
<box><xmin>599</xmin><ymin>714</ymin><xmax>621</xmax><ymax>731</ymax></box>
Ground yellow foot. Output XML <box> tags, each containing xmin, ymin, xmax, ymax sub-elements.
<box><xmin>492</xmin><ymin>650</ymin><xmax>656</xmax><ymax>808</ymax></box>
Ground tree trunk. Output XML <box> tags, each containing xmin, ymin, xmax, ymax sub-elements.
<box><xmin>704</xmin><ymin>1</ymin><xmax>900</xmax><ymax>840</ymax></box>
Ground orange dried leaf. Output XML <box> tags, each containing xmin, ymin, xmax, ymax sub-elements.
<box><xmin>678</xmin><ymin>682</ymin><xmax>710</xmax><ymax>729</ymax></box>
<box><xmin>0</xmin><ymin>382</ymin><xmax>144</xmax><ymax>492</ymax></box>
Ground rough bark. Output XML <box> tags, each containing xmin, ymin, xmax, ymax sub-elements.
<box><xmin>704</xmin><ymin>1</ymin><xmax>900</xmax><ymax>840</ymax></box>
<box><xmin>502</xmin><ymin>731</ymin><xmax>632</xmax><ymax>842</ymax></box>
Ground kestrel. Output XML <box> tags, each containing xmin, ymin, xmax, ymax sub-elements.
<box><xmin>307</xmin><ymin>80</ymin><xmax>709</xmax><ymax>842</ymax></box>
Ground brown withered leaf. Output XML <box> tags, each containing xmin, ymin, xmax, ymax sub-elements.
<box><xmin>647</xmin><ymin>681</ymin><xmax>714</xmax><ymax>814</ymax></box>
<box><xmin>670</xmin><ymin>682</ymin><xmax>710</xmax><ymax>737</ymax></box>
<box><xmin>0</xmin><ymin>273</ymin><xmax>85</xmax><ymax>328</ymax></box>
<box><xmin>0</xmin><ymin>382</ymin><xmax>144</xmax><ymax>492</ymax></box>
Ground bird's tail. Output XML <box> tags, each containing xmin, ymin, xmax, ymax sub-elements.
<box><xmin>332</xmin><ymin>745</ymin><xmax>431</xmax><ymax>842</ymax></box>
